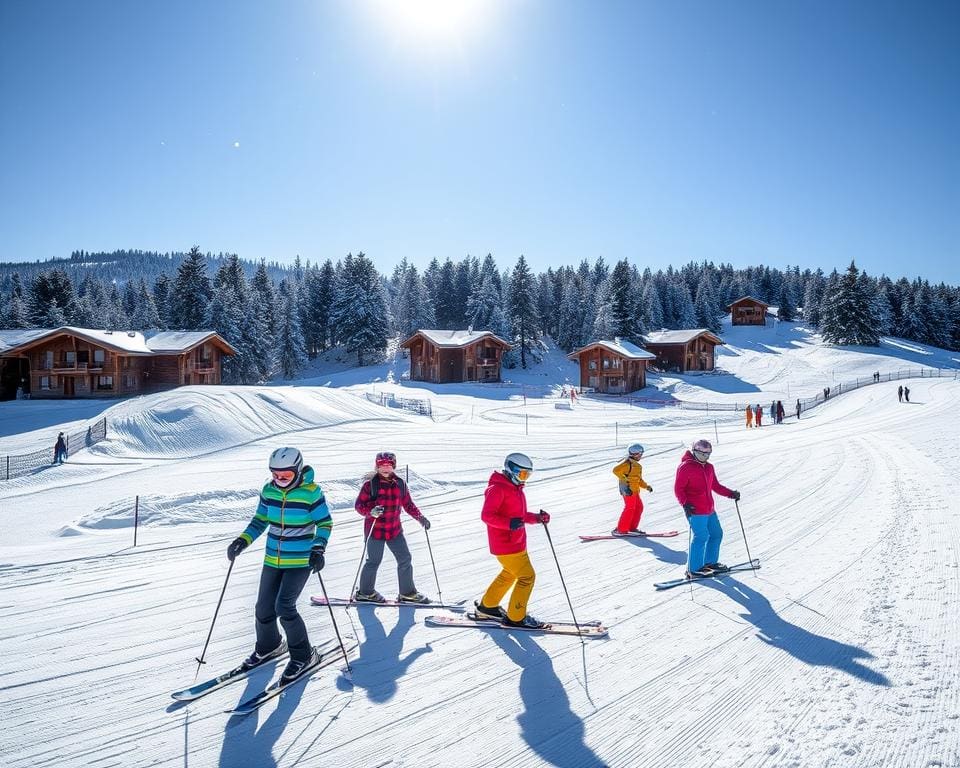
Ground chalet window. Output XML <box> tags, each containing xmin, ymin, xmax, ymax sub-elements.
<box><xmin>94</xmin><ymin>349</ymin><xmax>105</xmax><ymax>364</ymax></box>
<box><xmin>96</xmin><ymin>376</ymin><xmax>114</xmax><ymax>391</ymax></box>
<box><xmin>199</xmin><ymin>344</ymin><xmax>212</xmax><ymax>363</ymax></box>
<box><xmin>123</xmin><ymin>374</ymin><xmax>136</xmax><ymax>388</ymax></box>
<box><xmin>65</xmin><ymin>351</ymin><xmax>76</xmax><ymax>365</ymax></box>
<box><xmin>78</xmin><ymin>351</ymin><xmax>89</xmax><ymax>364</ymax></box>
<box><xmin>44</xmin><ymin>351</ymin><xmax>53</xmax><ymax>369</ymax></box>
<box><xmin>40</xmin><ymin>375</ymin><xmax>51</xmax><ymax>390</ymax></box>
<box><xmin>588</xmin><ymin>360</ymin><xmax>597</xmax><ymax>370</ymax></box>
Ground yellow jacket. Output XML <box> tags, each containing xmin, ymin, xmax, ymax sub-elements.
<box><xmin>612</xmin><ymin>458</ymin><xmax>651</xmax><ymax>496</ymax></box>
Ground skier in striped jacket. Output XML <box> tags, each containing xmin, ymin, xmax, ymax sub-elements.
<box><xmin>227</xmin><ymin>447</ymin><xmax>332</xmax><ymax>682</ymax></box>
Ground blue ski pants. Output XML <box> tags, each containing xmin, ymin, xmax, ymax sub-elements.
<box><xmin>687</xmin><ymin>512</ymin><xmax>723</xmax><ymax>572</ymax></box>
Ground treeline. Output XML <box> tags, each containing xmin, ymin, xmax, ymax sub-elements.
<box><xmin>1</xmin><ymin>250</ymin><xmax>958</xmax><ymax>384</ymax></box>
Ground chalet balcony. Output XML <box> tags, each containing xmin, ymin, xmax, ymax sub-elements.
<box><xmin>52</xmin><ymin>362</ymin><xmax>88</xmax><ymax>373</ymax></box>
<box><xmin>191</xmin><ymin>364</ymin><xmax>216</xmax><ymax>374</ymax></box>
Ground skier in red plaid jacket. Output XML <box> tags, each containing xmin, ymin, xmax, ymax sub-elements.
<box><xmin>354</xmin><ymin>451</ymin><xmax>431</xmax><ymax>603</ymax></box>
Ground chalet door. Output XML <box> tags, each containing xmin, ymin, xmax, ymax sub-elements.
<box><xmin>63</xmin><ymin>377</ymin><xmax>75</xmax><ymax>397</ymax></box>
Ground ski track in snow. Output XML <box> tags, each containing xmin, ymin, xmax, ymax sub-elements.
<box><xmin>1</xmin><ymin>358</ymin><xmax>959</xmax><ymax>766</ymax></box>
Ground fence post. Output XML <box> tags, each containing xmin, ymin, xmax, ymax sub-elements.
<box><xmin>615</xmin><ymin>422</ymin><xmax>618</xmax><ymax>446</ymax></box>
<box><xmin>406</xmin><ymin>464</ymin><xmax>409</xmax><ymax>484</ymax></box>
<box><xmin>5</xmin><ymin>456</ymin><xmax>8</xmax><ymax>481</ymax></box>
<box><xmin>714</xmin><ymin>419</ymin><xmax>719</xmax><ymax>445</ymax></box>
<box><xmin>133</xmin><ymin>495</ymin><xmax>140</xmax><ymax>547</ymax></box>
<box><xmin>525</xmin><ymin>414</ymin><xmax>529</xmax><ymax>436</ymax></box>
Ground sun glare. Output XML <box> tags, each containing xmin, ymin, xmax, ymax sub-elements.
<box><xmin>366</xmin><ymin>0</ymin><xmax>493</xmax><ymax>49</ymax></box>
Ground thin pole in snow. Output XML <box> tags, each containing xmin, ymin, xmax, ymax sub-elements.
<box><xmin>133</xmin><ymin>495</ymin><xmax>139</xmax><ymax>547</ymax></box>
<box><xmin>714</xmin><ymin>419</ymin><xmax>719</xmax><ymax>445</ymax></box>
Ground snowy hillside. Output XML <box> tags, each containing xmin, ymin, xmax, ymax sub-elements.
<box><xmin>1</xmin><ymin>327</ymin><xmax>959</xmax><ymax>768</ymax></box>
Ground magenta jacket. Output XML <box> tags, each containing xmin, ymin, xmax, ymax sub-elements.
<box><xmin>674</xmin><ymin>450</ymin><xmax>736</xmax><ymax>515</ymax></box>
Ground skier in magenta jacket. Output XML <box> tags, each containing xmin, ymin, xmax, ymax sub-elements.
<box><xmin>674</xmin><ymin>439</ymin><xmax>740</xmax><ymax>578</ymax></box>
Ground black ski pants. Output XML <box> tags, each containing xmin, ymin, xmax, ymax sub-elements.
<box><xmin>254</xmin><ymin>565</ymin><xmax>312</xmax><ymax>662</ymax></box>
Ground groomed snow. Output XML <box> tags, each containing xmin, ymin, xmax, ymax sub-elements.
<box><xmin>1</xmin><ymin>323</ymin><xmax>959</xmax><ymax>768</ymax></box>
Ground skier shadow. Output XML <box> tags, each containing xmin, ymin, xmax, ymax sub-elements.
<box><xmin>489</xmin><ymin>631</ymin><xmax>608</xmax><ymax>768</ymax></box>
<box><xmin>334</xmin><ymin>607</ymin><xmax>431</xmax><ymax>703</ymax></box>
<box><xmin>701</xmin><ymin>578</ymin><xmax>891</xmax><ymax>686</ymax></box>
<box><xmin>215</xmin><ymin>667</ymin><xmax>308</xmax><ymax>768</ymax></box>
<box><xmin>621</xmin><ymin>535</ymin><xmax>687</xmax><ymax>566</ymax></box>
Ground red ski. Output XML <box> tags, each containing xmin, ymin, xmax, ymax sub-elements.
<box><xmin>579</xmin><ymin>530</ymin><xmax>680</xmax><ymax>542</ymax></box>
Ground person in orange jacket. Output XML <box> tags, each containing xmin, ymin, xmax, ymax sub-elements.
<box><xmin>745</xmin><ymin>406</ymin><xmax>753</xmax><ymax>429</ymax></box>
<box><xmin>612</xmin><ymin>443</ymin><xmax>653</xmax><ymax>534</ymax></box>
<box><xmin>474</xmin><ymin>452</ymin><xmax>550</xmax><ymax>629</ymax></box>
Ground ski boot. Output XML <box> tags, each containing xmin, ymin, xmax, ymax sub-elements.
<box><xmin>280</xmin><ymin>647</ymin><xmax>319</xmax><ymax>684</ymax></box>
<box><xmin>501</xmin><ymin>614</ymin><xmax>548</xmax><ymax>629</ymax></box>
<box><xmin>354</xmin><ymin>590</ymin><xmax>387</xmax><ymax>603</ymax></box>
<box><xmin>472</xmin><ymin>601</ymin><xmax>505</xmax><ymax>621</ymax></box>
<box><xmin>240</xmin><ymin>640</ymin><xmax>287</xmax><ymax>671</ymax></box>
<box><xmin>398</xmin><ymin>591</ymin><xmax>431</xmax><ymax>604</ymax></box>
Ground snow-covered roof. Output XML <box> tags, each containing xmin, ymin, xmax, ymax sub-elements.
<box><xmin>0</xmin><ymin>328</ymin><xmax>50</xmax><ymax>354</ymax></box>
<box><xmin>569</xmin><ymin>339</ymin><xmax>656</xmax><ymax>360</ymax></box>
<box><xmin>401</xmin><ymin>329</ymin><xmax>512</xmax><ymax>349</ymax></box>
<box><xmin>725</xmin><ymin>295</ymin><xmax>769</xmax><ymax>309</ymax></box>
<box><xmin>0</xmin><ymin>327</ymin><xmax>235</xmax><ymax>355</ymax></box>
<box><xmin>643</xmin><ymin>329</ymin><xmax>724</xmax><ymax>345</ymax></box>
<box><xmin>145</xmin><ymin>331</ymin><xmax>232</xmax><ymax>353</ymax></box>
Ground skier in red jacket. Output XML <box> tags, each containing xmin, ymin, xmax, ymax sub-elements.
<box><xmin>674</xmin><ymin>439</ymin><xmax>740</xmax><ymax>578</ymax></box>
<box><xmin>474</xmin><ymin>452</ymin><xmax>550</xmax><ymax>629</ymax></box>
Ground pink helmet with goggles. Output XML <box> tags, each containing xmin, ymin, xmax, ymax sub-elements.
<box><xmin>691</xmin><ymin>439</ymin><xmax>712</xmax><ymax>463</ymax></box>
<box><xmin>375</xmin><ymin>451</ymin><xmax>397</xmax><ymax>468</ymax></box>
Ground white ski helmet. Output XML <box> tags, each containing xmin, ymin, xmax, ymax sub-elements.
<box><xmin>692</xmin><ymin>439</ymin><xmax>712</xmax><ymax>463</ymax></box>
<box><xmin>269</xmin><ymin>447</ymin><xmax>303</xmax><ymax>476</ymax></box>
<box><xmin>503</xmin><ymin>452</ymin><xmax>534</xmax><ymax>485</ymax></box>
<box><xmin>628</xmin><ymin>442</ymin><xmax>644</xmax><ymax>458</ymax></box>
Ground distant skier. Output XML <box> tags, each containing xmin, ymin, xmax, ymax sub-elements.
<box><xmin>745</xmin><ymin>405</ymin><xmax>753</xmax><ymax>429</ymax></box>
<box><xmin>227</xmin><ymin>447</ymin><xmax>332</xmax><ymax>682</ymax></box>
<box><xmin>795</xmin><ymin>399</ymin><xmax>801</xmax><ymax>419</ymax></box>
<box><xmin>770</xmin><ymin>401</ymin><xmax>776</xmax><ymax>423</ymax></box>
<box><xmin>904</xmin><ymin>386</ymin><xmax>910</xmax><ymax>402</ymax></box>
<box><xmin>474</xmin><ymin>452</ymin><xmax>550</xmax><ymax>628</ymax></box>
<box><xmin>898</xmin><ymin>385</ymin><xmax>903</xmax><ymax>402</ymax></box>
<box><xmin>53</xmin><ymin>432</ymin><xmax>67</xmax><ymax>464</ymax></box>
<box><xmin>776</xmin><ymin>400</ymin><xmax>785</xmax><ymax>424</ymax></box>
<box><xmin>354</xmin><ymin>451</ymin><xmax>431</xmax><ymax>603</ymax></box>
<box><xmin>754</xmin><ymin>404</ymin><xmax>763</xmax><ymax>427</ymax></box>
<box><xmin>612</xmin><ymin>442</ymin><xmax>653</xmax><ymax>535</ymax></box>
<box><xmin>674</xmin><ymin>439</ymin><xmax>740</xmax><ymax>578</ymax></box>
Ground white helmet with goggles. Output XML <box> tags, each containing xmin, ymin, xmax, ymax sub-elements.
<box><xmin>503</xmin><ymin>452</ymin><xmax>534</xmax><ymax>485</ymax></box>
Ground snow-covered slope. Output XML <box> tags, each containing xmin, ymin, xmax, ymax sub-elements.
<box><xmin>1</xmin><ymin>333</ymin><xmax>959</xmax><ymax>768</ymax></box>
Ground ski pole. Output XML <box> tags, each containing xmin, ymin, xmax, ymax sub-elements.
<box><xmin>734</xmin><ymin>499</ymin><xmax>757</xmax><ymax>578</ymax></box>
<box><xmin>540</xmin><ymin>510</ymin><xmax>583</xmax><ymax>642</ymax></box>
<box><xmin>348</xmin><ymin>518</ymin><xmax>376</xmax><ymax>601</ymax></box>
<box><xmin>193</xmin><ymin>558</ymin><xmax>234</xmax><ymax>681</ymax></box>
<box><xmin>423</xmin><ymin>526</ymin><xmax>444</xmax><ymax>607</ymax></box>
<box><xmin>316</xmin><ymin>572</ymin><xmax>353</xmax><ymax>675</ymax></box>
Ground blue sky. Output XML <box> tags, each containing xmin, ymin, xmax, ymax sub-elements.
<box><xmin>1</xmin><ymin>0</ymin><xmax>957</xmax><ymax>283</ymax></box>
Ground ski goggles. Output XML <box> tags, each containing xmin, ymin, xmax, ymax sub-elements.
<box><xmin>271</xmin><ymin>469</ymin><xmax>296</xmax><ymax>485</ymax></box>
<box><xmin>692</xmin><ymin>449</ymin><xmax>712</xmax><ymax>463</ymax></box>
<box><xmin>515</xmin><ymin>467</ymin><xmax>532</xmax><ymax>482</ymax></box>
<box><xmin>629</xmin><ymin>450</ymin><xmax>644</xmax><ymax>458</ymax></box>
<box><xmin>376</xmin><ymin>451</ymin><xmax>397</xmax><ymax>467</ymax></box>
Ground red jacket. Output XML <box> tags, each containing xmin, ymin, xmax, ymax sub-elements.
<box><xmin>481</xmin><ymin>471</ymin><xmax>541</xmax><ymax>555</ymax></box>
<box><xmin>355</xmin><ymin>474</ymin><xmax>423</xmax><ymax>540</ymax></box>
<box><xmin>674</xmin><ymin>451</ymin><xmax>735</xmax><ymax>515</ymax></box>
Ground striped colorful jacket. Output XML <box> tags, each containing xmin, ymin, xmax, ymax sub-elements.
<box><xmin>239</xmin><ymin>466</ymin><xmax>332</xmax><ymax>569</ymax></box>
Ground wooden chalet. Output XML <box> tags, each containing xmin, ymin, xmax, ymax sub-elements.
<box><xmin>0</xmin><ymin>326</ymin><xmax>236</xmax><ymax>400</ymax></box>
<box><xmin>567</xmin><ymin>338</ymin><xmax>656</xmax><ymax>394</ymax></box>
<box><xmin>399</xmin><ymin>329</ymin><xmax>512</xmax><ymax>384</ymax></box>
<box><xmin>726</xmin><ymin>296</ymin><xmax>770</xmax><ymax>326</ymax></box>
<box><xmin>642</xmin><ymin>329</ymin><xmax>724</xmax><ymax>373</ymax></box>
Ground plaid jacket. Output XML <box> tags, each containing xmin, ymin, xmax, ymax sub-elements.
<box><xmin>355</xmin><ymin>473</ymin><xmax>423</xmax><ymax>540</ymax></box>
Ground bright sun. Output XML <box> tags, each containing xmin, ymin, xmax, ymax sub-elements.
<box><xmin>366</xmin><ymin>0</ymin><xmax>493</xmax><ymax>48</ymax></box>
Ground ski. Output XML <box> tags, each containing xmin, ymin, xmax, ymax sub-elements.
<box><xmin>226</xmin><ymin>640</ymin><xmax>359</xmax><ymax>716</ymax></box>
<box><xmin>310</xmin><ymin>595</ymin><xmax>467</xmax><ymax>612</ymax></box>
<box><xmin>580</xmin><ymin>530</ymin><xmax>680</xmax><ymax>542</ymax></box>
<box><xmin>653</xmin><ymin>560</ymin><xmax>761</xmax><ymax>591</ymax></box>
<box><xmin>170</xmin><ymin>642</ymin><xmax>293</xmax><ymax>702</ymax></box>
<box><xmin>424</xmin><ymin>614</ymin><xmax>608</xmax><ymax>638</ymax></box>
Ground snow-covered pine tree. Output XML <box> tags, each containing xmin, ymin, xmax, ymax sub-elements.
<box><xmin>608</xmin><ymin>259</ymin><xmax>644</xmax><ymax>343</ymax></box>
<box><xmin>3</xmin><ymin>275</ymin><xmax>30</xmax><ymax>328</ymax></box>
<box><xmin>819</xmin><ymin>262</ymin><xmax>880</xmax><ymax>345</ymax></box>
<box><xmin>694</xmin><ymin>272</ymin><xmax>723</xmax><ymax>333</ymax></box>
<box><xmin>556</xmin><ymin>276</ymin><xmax>585</xmax><ymax>352</ymax></box>
<box><xmin>275</xmin><ymin>279</ymin><xmax>308</xmax><ymax>379</ymax></box>
<box><xmin>640</xmin><ymin>278</ymin><xmax>664</xmax><ymax>331</ymax></box>
<box><xmin>153</xmin><ymin>274</ymin><xmax>171</xmax><ymax>329</ymax></box>
<box><xmin>168</xmin><ymin>246</ymin><xmax>212</xmax><ymax>330</ymax></box>
<box><xmin>433</xmin><ymin>259</ymin><xmax>459</xmax><ymax>329</ymax></box>
<box><xmin>130</xmin><ymin>278</ymin><xmax>160</xmax><ymax>330</ymax></box>
<box><xmin>776</xmin><ymin>282</ymin><xmax>795</xmax><ymax>322</ymax></box>
<box><xmin>802</xmin><ymin>270</ymin><xmax>826</xmax><ymax>326</ymax></box>
<box><xmin>329</xmin><ymin>252</ymin><xmax>389</xmax><ymax>366</ymax></box>
<box><xmin>507</xmin><ymin>254</ymin><xmax>541</xmax><ymax>368</ymax></box>
<box><xmin>465</xmin><ymin>269</ymin><xmax>500</xmax><ymax>331</ymax></box>
<box><xmin>590</xmin><ymin>278</ymin><xmax>615</xmax><ymax>340</ymax></box>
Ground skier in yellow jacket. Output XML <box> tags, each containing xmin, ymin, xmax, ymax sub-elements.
<box><xmin>612</xmin><ymin>443</ymin><xmax>653</xmax><ymax>535</ymax></box>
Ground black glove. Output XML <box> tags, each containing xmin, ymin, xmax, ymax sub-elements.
<box><xmin>682</xmin><ymin>503</ymin><xmax>696</xmax><ymax>518</ymax></box>
<box><xmin>509</xmin><ymin>517</ymin><xmax>524</xmax><ymax>530</ymax></box>
<box><xmin>731</xmin><ymin>490</ymin><xmax>741</xmax><ymax>501</ymax></box>
<box><xmin>418</xmin><ymin>515</ymin><xmax>431</xmax><ymax>530</ymax></box>
<box><xmin>647</xmin><ymin>486</ymin><xmax>654</xmax><ymax>493</ymax></box>
<box><xmin>309</xmin><ymin>547</ymin><xmax>325</xmax><ymax>573</ymax></box>
<box><xmin>227</xmin><ymin>537</ymin><xmax>248</xmax><ymax>561</ymax></box>
<box><xmin>370</xmin><ymin>505</ymin><xmax>385</xmax><ymax>519</ymax></box>
<box><xmin>619</xmin><ymin>482</ymin><xmax>632</xmax><ymax>497</ymax></box>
